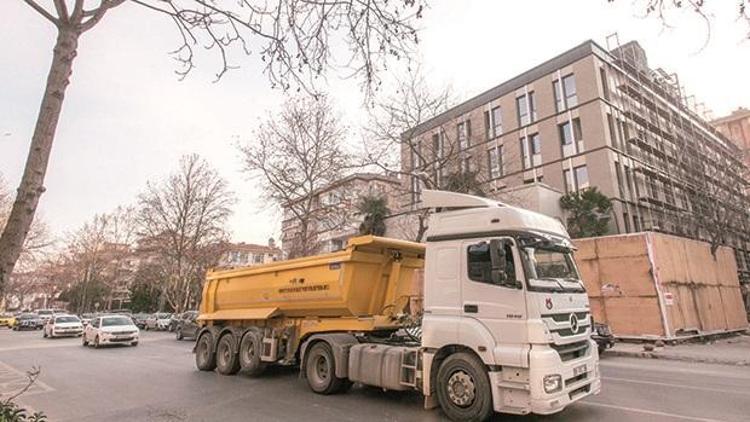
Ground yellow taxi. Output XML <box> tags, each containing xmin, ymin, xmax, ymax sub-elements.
<box><xmin>0</xmin><ymin>313</ymin><xmax>17</xmax><ymax>328</ymax></box>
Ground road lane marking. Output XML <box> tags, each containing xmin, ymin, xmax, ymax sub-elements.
<box><xmin>0</xmin><ymin>335</ymin><xmax>171</xmax><ymax>353</ymax></box>
<box><xmin>601</xmin><ymin>360</ymin><xmax>750</xmax><ymax>380</ymax></box>
<box><xmin>0</xmin><ymin>361</ymin><xmax>54</xmax><ymax>398</ymax></box>
<box><xmin>580</xmin><ymin>401</ymin><xmax>726</xmax><ymax>422</ymax></box>
<box><xmin>603</xmin><ymin>376</ymin><xmax>750</xmax><ymax>396</ymax></box>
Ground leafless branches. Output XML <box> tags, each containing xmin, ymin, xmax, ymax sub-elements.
<box><xmin>137</xmin><ymin>154</ymin><xmax>234</xmax><ymax>312</ymax></box>
<box><xmin>240</xmin><ymin>95</ymin><xmax>351</xmax><ymax>257</ymax></box>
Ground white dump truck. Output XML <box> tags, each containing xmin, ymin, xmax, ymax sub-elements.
<box><xmin>195</xmin><ymin>190</ymin><xmax>600</xmax><ymax>420</ymax></box>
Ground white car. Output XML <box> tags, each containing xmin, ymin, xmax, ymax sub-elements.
<box><xmin>82</xmin><ymin>315</ymin><xmax>139</xmax><ymax>348</ymax></box>
<box><xmin>44</xmin><ymin>315</ymin><xmax>83</xmax><ymax>338</ymax></box>
<box><xmin>144</xmin><ymin>313</ymin><xmax>172</xmax><ymax>331</ymax></box>
<box><xmin>36</xmin><ymin>309</ymin><xmax>55</xmax><ymax>324</ymax></box>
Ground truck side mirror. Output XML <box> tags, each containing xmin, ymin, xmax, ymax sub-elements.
<box><xmin>489</xmin><ymin>239</ymin><xmax>508</xmax><ymax>285</ymax></box>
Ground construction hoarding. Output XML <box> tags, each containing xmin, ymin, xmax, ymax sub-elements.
<box><xmin>575</xmin><ymin>232</ymin><xmax>748</xmax><ymax>339</ymax></box>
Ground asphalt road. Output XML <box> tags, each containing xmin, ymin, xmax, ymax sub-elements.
<box><xmin>1</xmin><ymin>328</ymin><xmax>749</xmax><ymax>422</ymax></box>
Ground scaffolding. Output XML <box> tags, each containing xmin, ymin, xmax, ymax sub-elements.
<box><xmin>604</xmin><ymin>33</ymin><xmax>750</xmax><ymax>284</ymax></box>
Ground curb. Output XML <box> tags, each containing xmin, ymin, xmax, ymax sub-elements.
<box><xmin>606</xmin><ymin>349</ymin><xmax>750</xmax><ymax>366</ymax></box>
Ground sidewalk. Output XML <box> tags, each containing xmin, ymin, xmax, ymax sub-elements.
<box><xmin>607</xmin><ymin>332</ymin><xmax>750</xmax><ymax>366</ymax></box>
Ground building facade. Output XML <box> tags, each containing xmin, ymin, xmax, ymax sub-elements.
<box><xmin>281</xmin><ymin>173</ymin><xmax>400</xmax><ymax>257</ymax></box>
<box><xmin>401</xmin><ymin>39</ymin><xmax>750</xmax><ymax>282</ymax></box>
<box><xmin>217</xmin><ymin>240</ymin><xmax>282</xmax><ymax>269</ymax></box>
<box><xmin>712</xmin><ymin>107</ymin><xmax>750</xmax><ymax>180</ymax></box>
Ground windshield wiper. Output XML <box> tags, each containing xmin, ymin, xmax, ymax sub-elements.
<box><xmin>534</xmin><ymin>277</ymin><xmax>566</xmax><ymax>291</ymax></box>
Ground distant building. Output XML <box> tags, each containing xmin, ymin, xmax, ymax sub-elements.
<box><xmin>712</xmin><ymin>107</ymin><xmax>750</xmax><ymax>184</ymax></box>
<box><xmin>281</xmin><ymin>173</ymin><xmax>400</xmax><ymax>257</ymax></box>
<box><xmin>400</xmin><ymin>39</ymin><xmax>750</xmax><ymax>283</ymax></box>
<box><xmin>217</xmin><ymin>239</ymin><xmax>282</xmax><ymax>268</ymax></box>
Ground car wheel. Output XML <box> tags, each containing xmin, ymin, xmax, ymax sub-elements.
<box><xmin>43</xmin><ymin>329</ymin><xmax>48</xmax><ymax>338</ymax></box>
<box><xmin>82</xmin><ymin>335</ymin><xmax>88</xmax><ymax>347</ymax></box>
<box><xmin>131</xmin><ymin>341</ymin><xmax>138</xmax><ymax>347</ymax></box>
<box><xmin>216</xmin><ymin>333</ymin><xmax>241</xmax><ymax>375</ymax></box>
<box><xmin>176</xmin><ymin>329</ymin><xmax>183</xmax><ymax>341</ymax></box>
<box><xmin>94</xmin><ymin>336</ymin><xmax>100</xmax><ymax>349</ymax></box>
<box><xmin>435</xmin><ymin>352</ymin><xmax>493</xmax><ymax>422</ymax></box>
<box><xmin>195</xmin><ymin>332</ymin><xmax>217</xmax><ymax>371</ymax></box>
<box><xmin>239</xmin><ymin>329</ymin><xmax>266</xmax><ymax>376</ymax></box>
<box><xmin>305</xmin><ymin>342</ymin><xmax>350</xmax><ymax>395</ymax></box>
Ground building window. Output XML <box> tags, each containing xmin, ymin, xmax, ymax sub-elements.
<box><xmin>492</xmin><ymin>106</ymin><xmax>503</xmax><ymax>137</ymax></box>
<box><xmin>559</xmin><ymin>118</ymin><xmax>582</xmax><ymax>157</ymax></box>
<box><xmin>253</xmin><ymin>254</ymin><xmax>263</xmax><ymax>264</ymax></box>
<box><xmin>484</xmin><ymin>111</ymin><xmax>491</xmax><ymax>139</ymax></box>
<box><xmin>516</xmin><ymin>92</ymin><xmax>536</xmax><ymax>126</ymax></box>
<box><xmin>411</xmin><ymin>177</ymin><xmax>422</xmax><ymax>204</ymax></box>
<box><xmin>607</xmin><ymin>114</ymin><xmax>618</xmax><ymax>149</ymax></box>
<box><xmin>457</xmin><ymin>120</ymin><xmax>471</xmax><ymax>150</ymax></box>
<box><xmin>461</xmin><ymin>156</ymin><xmax>472</xmax><ymax>174</ymax></box>
<box><xmin>410</xmin><ymin>143</ymin><xmax>421</xmax><ymax>170</ymax></box>
<box><xmin>623</xmin><ymin>212</ymin><xmax>631</xmax><ymax>232</ymax></box>
<box><xmin>600</xmin><ymin>67</ymin><xmax>610</xmax><ymax>101</ymax></box>
<box><xmin>563</xmin><ymin>165</ymin><xmax>589</xmax><ymax>193</ymax></box>
<box><xmin>487</xmin><ymin>145</ymin><xmax>503</xmax><ymax>179</ymax></box>
<box><xmin>520</xmin><ymin>133</ymin><xmax>541</xmax><ymax>169</ymax></box>
<box><xmin>554</xmin><ymin>74</ymin><xmax>578</xmax><ymax>112</ymax></box>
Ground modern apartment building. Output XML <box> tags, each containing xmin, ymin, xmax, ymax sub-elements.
<box><xmin>712</xmin><ymin>107</ymin><xmax>750</xmax><ymax>176</ymax></box>
<box><xmin>401</xmin><ymin>39</ymin><xmax>750</xmax><ymax>282</ymax></box>
<box><xmin>281</xmin><ymin>173</ymin><xmax>399</xmax><ymax>257</ymax></box>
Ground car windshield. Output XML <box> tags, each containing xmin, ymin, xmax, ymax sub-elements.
<box><xmin>157</xmin><ymin>313</ymin><xmax>170</xmax><ymax>319</ymax></box>
<box><xmin>18</xmin><ymin>314</ymin><xmax>35</xmax><ymax>320</ymax></box>
<box><xmin>37</xmin><ymin>310</ymin><xmax>53</xmax><ymax>315</ymax></box>
<box><xmin>520</xmin><ymin>240</ymin><xmax>585</xmax><ymax>293</ymax></box>
<box><xmin>81</xmin><ymin>313</ymin><xmax>93</xmax><ymax>318</ymax></box>
<box><xmin>101</xmin><ymin>317</ymin><xmax>133</xmax><ymax>327</ymax></box>
<box><xmin>55</xmin><ymin>316</ymin><xmax>80</xmax><ymax>323</ymax></box>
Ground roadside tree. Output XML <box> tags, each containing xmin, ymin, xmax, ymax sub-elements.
<box><xmin>1</xmin><ymin>0</ymin><xmax>425</xmax><ymax>295</ymax></box>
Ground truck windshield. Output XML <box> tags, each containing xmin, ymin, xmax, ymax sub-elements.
<box><xmin>521</xmin><ymin>246</ymin><xmax>584</xmax><ymax>293</ymax></box>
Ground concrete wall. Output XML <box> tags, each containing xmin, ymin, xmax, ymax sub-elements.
<box><xmin>575</xmin><ymin>232</ymin><xmax>749</xmax><ymax>339</ymax></box>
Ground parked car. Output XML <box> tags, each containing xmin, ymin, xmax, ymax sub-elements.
<box><xmin>174</xmin><ymin>311</ymin><xmax>199</xmax><ymax>340</ymax></box>
<box><xmin>79</xmin><ymin>313</ymin><xmax>95</xmax><ymax>327</ymax></box>
<box><xmin>13</xmin><ymin>313</ymin><xmax>43</xmax><ymax>331</ymax></box>
<box><xmin>169</xmin><ymin>311</ymin><xmax>197</xmax><ymax>332</ymax></box>
<box><xmin>82</xmin><ymin>315</ymin><xmax>139</xmax><ymax>348</ymax></box>
<box><xmin>592</xmin><ymin>322</ymin><xmax>615</xmax><ymax>354</ymax></box>
<box><xmin>0</xmin><ymin>313</ymin><xmax>16</xmax><ymax>328</ymax></box>
<box><xmin>44</xmin><ymin>315</ymin><xmax>84</xmax><ymax>338</ymax></box>
<box><xmin>36</xmin><ymin>309</ymin><xmax>55</xmax><ymax>324</ymax></box>
<box><xmin>144</xmin><ymin>313</ymin><xmax>172</xmax><ymax>331</ymax></box>
<box><xmin>132</xmin><ymin>313</ymin><xmax>149</xmax><ymax>329</ymax></box>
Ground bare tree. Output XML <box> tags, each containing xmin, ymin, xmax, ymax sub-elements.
<box><xmin>362</xmin><ymin>68</ymin><xmax>458</xmax><ymax>241</ymax></box>
<box><xmin>240</xmin><ymin>95</ymin><xmax>350</xmax><ymax>258</ymax></box>
<box><xmin>610</xmin><ymin>0</ymin><xmax>750</xmax><ymax>46</ymax></box>
<box><xmin>137</xmin><ymin>154</ymin><xmax>234</xmax><ymax>312</ymax></box>
<box><xmin>0</xmin><ymin>0</ymin><xmax>425</xmax><ymax>296</ymax></box>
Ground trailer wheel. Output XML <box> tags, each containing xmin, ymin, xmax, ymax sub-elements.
<box><xmin>305</xmin><ymin>342</ymin><xmax>350</xmax><ymax>395</ymax></box>
<box><xmin>239</xmin><ymin>330</ymin><xmax>266</xmax><ymax>376</ymax></box>
<box><xmin>195</xmin><ymin>332</ymin><xmax>217</xmax><ymax>371</ymax></box>
<box><xmin>216</xmin><ymin>333</ymin><xmax>241</xmax><ymax>375</ymax></box>
<box><xmin>436</xmin><ymin>352</ymin><xmax>493</xmax><ymax>422</ymax></box>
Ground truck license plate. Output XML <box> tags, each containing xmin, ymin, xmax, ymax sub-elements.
<box><xmin>573</xmin><ymin>364</ymin><xmax>587</xmax><ymax>377</ymax></box>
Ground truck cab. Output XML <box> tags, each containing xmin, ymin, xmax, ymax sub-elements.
<box><xmin>420</xmin><ymin>190</ymin><xmax>600</xmax><ymax>417</ymax></box>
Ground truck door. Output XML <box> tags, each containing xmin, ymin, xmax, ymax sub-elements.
<box><xmin>460</xmin><ymin>237</ymin><xmax>528</xmax><ymax>348</ymax></box>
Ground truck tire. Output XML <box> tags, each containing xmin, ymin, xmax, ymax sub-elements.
<box><xmin>216</xmin><ymin>333</ymin><xmax>241</xmax><ymax>375</ymax></box>
<box><xmin>305</xmin><ymin>342</ymin><xmax>350</xmax><ymax>395</ymax></box>
<box><xmin>239</xmin><ymin>330</ymin><xmax>266</xmax><ymax>376</ymax></box>
<box><xmin>436</xmin><ymin>352</ymin><xmax>493</xmax><ymax>422</ymax></box>
<box><xmin>195</xmin><ymin>332</ymin><xmax>217</xmax><ymax>371</ymax></box>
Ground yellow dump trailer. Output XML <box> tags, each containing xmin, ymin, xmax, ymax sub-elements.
<box><xmin>195</xmin><ymin>235</ymin><xmax>425</xmax><ymax>379</ymax></box>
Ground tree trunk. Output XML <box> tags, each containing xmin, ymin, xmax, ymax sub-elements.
<box><xmin>0</xmin><ymin>28</ymin><xmax>80</xmax><ymax>294</ymax></box>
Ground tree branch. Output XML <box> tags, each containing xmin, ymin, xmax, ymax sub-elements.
<box><xmin>22</xmin><ymin>0</ymin><xmax>60</xmax><ymax>26</ymax></box>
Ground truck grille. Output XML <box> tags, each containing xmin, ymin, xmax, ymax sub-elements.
<box><xmin>551</xmin><ymin>340</ymin><xmax>589</xmax><ymax>362</ymax></box>
<box><xmin>542</xmin><ymin>311</ymin><xmax>591</xmax><ymax>337</ymax></box>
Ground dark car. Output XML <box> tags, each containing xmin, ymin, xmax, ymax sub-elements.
<box><xmin>132</xmin><ymin>313</ymin><xmax>149</xmax><ymax>329</ymax></box>
<box><xmin>592</xmin><ymin>322</ymin><xmax>615</xmax><ymax>354</ymax></box>
<box><xmin>13</xmin><ymin>313</ymin><xmax>43</xmax><ymax>331</ymax></box>
<box><xmin>174</xmin><ymin>311</ymin><xmax>199</xmax><ymax>341</ymax></box>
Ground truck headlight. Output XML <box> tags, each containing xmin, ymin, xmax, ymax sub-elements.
<box><xmin>543</xmin><ymin>374</ymin><xmax>563</xmax><ymax>393</ymax></box>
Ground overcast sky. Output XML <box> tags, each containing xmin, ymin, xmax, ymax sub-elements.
<box><xmin>1</xmin><ymin>1</ymin><xmax>748</xmax><ymax>246</ymax></box>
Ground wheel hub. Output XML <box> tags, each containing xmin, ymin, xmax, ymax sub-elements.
<box><xmin>315</xmin><ymin>356</ymin><xmax>329</xmax><ymax>380</ymax></box>
<box><xmin>447</xmin><ymin>371</ymin><xmax>476</xmax><ymax>407</ymax></box>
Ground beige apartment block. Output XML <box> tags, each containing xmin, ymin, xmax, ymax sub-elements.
<box><xmin>280</xmin><ymin>173</ymin><xmax>400</xmax><ymax>257</ymax></box>
<box><xmin>400</xmin><ymin>39</ymin><xmax>750</xmax><ymax>283</ymax></box>
<box><xmin>216</xmin><ymin>239</ymin><xmax>282</xmax><ymax>269</ymax></box>
<box><xmin>712</xmin><ymin>107</ymin><xmax>750</xmax><ymax>180</ymax></box>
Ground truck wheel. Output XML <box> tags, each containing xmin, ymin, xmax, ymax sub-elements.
<box><xmin>195</xmin><ymin>332</ymin><xmax>217</xmax><ymax>371</ymax></box>
<box><xmin>216</xmin><ymin>334</ymin><xmax>241</xmax><ymax>375</ymax></box>
<box><xmin>436</xmin><ymin>352</ymin><xmax>493</xmax><ymax>422</ymax></box>
<box><xmin>305</xmin><ymin>342</ymin><xmax>350</xmax><ymax>395</ymax></box>
<box><xmin>239</xmin><ymin>330</ymin><xmax>266</xmax><ymax>376</ymax></box>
